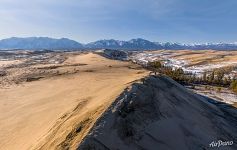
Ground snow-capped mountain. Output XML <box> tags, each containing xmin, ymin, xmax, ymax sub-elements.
<box><xmin>124</xmin><ymin>38</ymin><xmax>160</xmax><ymax>49</ymax></box>
<box><xmin>0</xmin><ymin>37</ymin><xmax>83</xmax><ymax>50</ymax></box>
<box><xmin>86</xmin><ymin>39</ymin><xmax>125</xmax><ymax>49</ymax></box>
<box><xmin>187</xmin><ymin>43</ymin><xmax>237</xmax><ymax>50</ymax></box>
<box><xmin>0</xmin><ymin>37</ymin><xmax>237</xmax><ymax>50</ymax></box>
<box><xmin>86</xmin><ymin>38</ymin><xmax>158</xmax><ymax>49</ymax></box>
<box><xmin>86</xmin><ymin>39</ymin><xmax>237</xmax><ymax>50</ymax></box>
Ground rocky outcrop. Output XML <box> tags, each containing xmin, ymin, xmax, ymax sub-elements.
<box><xmin>103</xmin><ymin>49</ymin><xmax>129</xmax><ymax>60</ymax></box>
<box><xmin>78</xmin><ymin>75</ymin><xmax>237</xmax><ymax>150</ymax></box>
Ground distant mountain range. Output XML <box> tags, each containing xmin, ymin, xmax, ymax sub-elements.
<box><xmin>86</xmin><ymin>38</ymin><xmax>160</xmax><ymax>50</ymax></box>
<box><xmin>0</xmin><ymin>37</ymin><xmax>83</xmax><ymax>50</ymax></box>
<box><xmin>0</xmin><ymin>37</ymin><xmax>237</xmax><ymax>50</ymax></box>
<box><xmin>87</xmin><ymin>38</ymin><xmax>237</xmax><ymax>50</ymax></box>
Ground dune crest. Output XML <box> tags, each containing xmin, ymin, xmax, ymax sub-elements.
<box><xmin>78</xmin><ymin>75</ymin><xmax>237</xmax><ymax>150</ymax></box>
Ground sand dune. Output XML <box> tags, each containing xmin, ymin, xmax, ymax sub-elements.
<box><xmin>0</xmin><ymin>53</ymin><xmax>148</xmax><ymax>150</ymax></box>
<box><xmin>78</xmin><ymin>75</ymin><xmax>237</xmax><ymax>150</ymax></box>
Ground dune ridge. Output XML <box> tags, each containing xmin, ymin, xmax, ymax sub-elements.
<box><xmin>78</xmin><ymin>75</ymin><xmax>237</xmax><ymax>150</ymax></box>
<box><xmin>0</xmin><ymin>53</ymin><xmax>148</xmax><ymax>150</ymax></box>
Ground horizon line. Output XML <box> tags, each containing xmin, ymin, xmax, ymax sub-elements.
<box><xmin>0</xmin><ymin>36</ymin><xmax>237</xmax><ymax>45</ymax></box>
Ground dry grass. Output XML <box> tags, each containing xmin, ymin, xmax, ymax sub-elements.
<box><xmin>150</xmin><ymin>50</ymin><xmax>237</xmax><ymax>66</ymax></box>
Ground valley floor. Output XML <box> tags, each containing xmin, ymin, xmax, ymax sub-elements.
<box><xmin>186</xmin><ymin>85</ymin><xmax>237</xmax><ymax>106</ymax></box>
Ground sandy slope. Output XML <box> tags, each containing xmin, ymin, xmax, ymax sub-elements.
<box><xmin>0</xmin><ymin>53</ymin><xmax>148</xmax><ymax>150</ymax></box>
<box><xmin>78</xmin><ymin>75</ymin><xmax>237</xmax><ymax>150</ymax></box>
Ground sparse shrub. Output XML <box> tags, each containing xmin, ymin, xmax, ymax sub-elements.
<box><xmin>203</xmin><ymin>72</ymin><xmax>207</xmax><ymax>82</ymax></box>
<box><xmin>230</xmin><ymin>80</ymin><xmax>237</xmax><ymax>93</ymax></box>
<box><xmin>147</xmin><ymin>61</ymin><xmax>233</xmax><ymax>89</ymax></box>
<box><xmin>148</xmin><ymin>61</ymin><xmax>162</xmax><ymax>69</ymax></box>
<box><xmin>205</xmin><ymin>85</ymin><xmax>208</xmax><ymax>90</ymax></box>
<box><xmin>217</xmin><ymin>87</ymin><xmax>222</xmax><ymax>92</ymax></box>
<box><xmin>0</xmin><ymin>70</ymin><xmax>7</xmax><ymax>76</ymax></box>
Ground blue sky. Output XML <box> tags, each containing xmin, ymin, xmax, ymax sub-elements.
<box><xmin>0</xmin><ymin>0</ymin><xmax>236</xmax><ymax>43</ymax></box>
